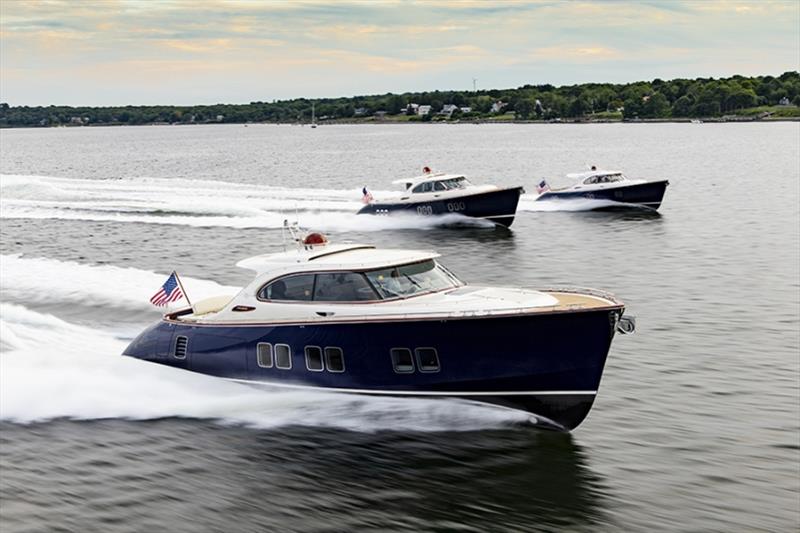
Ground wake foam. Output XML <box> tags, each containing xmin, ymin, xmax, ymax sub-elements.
<box><xmin>0</xmin><ymin>174</ymin><xmax>493</xmax><ymax>230</ymax></box>
<box><xmin>0</xmin><ymin>254</ymin><xmax>240</xmax><ymax>310</ymax></box>
<box><xmin>0</xmin><ymin>303</ymin><xmax>530</xmax><ymax>431</ymax></box>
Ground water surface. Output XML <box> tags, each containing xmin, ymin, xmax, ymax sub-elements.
<box><xmin>1</xmin><ymin>123</ymin><xmax>798</xmax><ymax>532</ymax></box>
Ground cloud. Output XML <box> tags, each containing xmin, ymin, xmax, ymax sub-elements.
<box><xmin>1</xmin><ymin>0</ymin><xmax>798</xmax><ymax>105</ymax></box>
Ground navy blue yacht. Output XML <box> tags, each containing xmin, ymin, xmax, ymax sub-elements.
<box><xmin>358</xmin><ymin>171</ymin><xmax>524</xmax><ymax>227</ymax></box>
<box><xmin>124</xmin><ymin>233</ymin><xmax>635</xmax><ymax>431</ymax></box>
<box><xmin>536</xmin><ymin>169</ymin><xmax>669</xmax><ymax>210</ymax></box>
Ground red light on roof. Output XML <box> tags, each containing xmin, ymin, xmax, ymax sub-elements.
<box><xmin>303</xmin><ymin>232</ymin><xmax>328</xmax><ymax>246</ymax></box>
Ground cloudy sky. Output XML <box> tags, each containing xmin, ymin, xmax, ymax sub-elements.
<box><xmin>1</xmin><ymin>0</ymin><xmax>798</xmax><ymax>106</ymax></box>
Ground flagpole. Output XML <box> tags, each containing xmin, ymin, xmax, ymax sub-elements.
<box><xmin>173</xmin><ymin>271</ymin><xmax>192</xmax><ymax>308</ymax></box>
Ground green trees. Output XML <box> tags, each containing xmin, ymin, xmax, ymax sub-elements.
<box><xmin>514</xmin><ymin>98</ymin><xmax>534</xmax><ymax>119</ymax></box>
<box><xmin>1</xmin><ymin>72</ymin><xmax>798</xmax><ymax>128</ymax></box>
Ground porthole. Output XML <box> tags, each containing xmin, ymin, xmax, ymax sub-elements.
<box><xmin>257</xmin><ymin>343</ymin><xmax>273</xmax><ymax>368</ymax></box>
<box><xmin>415</xmin><ymin>348</ymin><xmax>440</xmax><ymax>372</ymax></box>
<box><xmin>325</xmin><ymin>347</ymin><xmax>345</xmax><ymax>373</ymax></box>
<box><xmin>390</xmin><ymin>348</ymin><xmax>414</xmax><ymax>373</ymax></box>
<box><xmin>305</xmin><ymin>346</ymin><xmax>324</xmax><ymax>371</ymax></box>
<box><xmin>275</xmin><ymin>344</ymin><xmax>292</xmax><ymax>369</ymax></box>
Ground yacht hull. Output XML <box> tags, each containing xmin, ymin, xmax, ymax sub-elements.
<box><xmin>123</xmin><ymin>306</ymin><xmax>623</xmax><ymax>431</ymax></box>
<box><xmin>357</xmin><ymin>187</ymin><xmax>524</xmax><ymax>227</ymax></box>
<box><xmin>537</xmin><ymin>180</ymin><xmax>669</xmax><ymax>210</ymax></box>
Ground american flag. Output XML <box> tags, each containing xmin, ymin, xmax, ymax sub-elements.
<box><xmin>150</xmin><ymin>272</ymin><xmax>184</xmax><ymax>306</ymax></box>
<box><xmin>362</xmin><ymin>187</ymin><xmax>374</xmax><ymax>204</ymax></box>
<box><xmin>536</xmin><ymin>179</ymin><xmax>550</xmax><ymax>194</ymax></box>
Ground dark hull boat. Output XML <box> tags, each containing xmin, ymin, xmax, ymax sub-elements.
<box><xmin>358</xmin><ymin>186</ymin><xmax>524</xmax><ymax>227</ymax></box>
<box><xmin>537</xmin><ymin>180</ymin><xmax>669</xmax><ymax>210</ymax></box>
<box><xmin>125</xmin><ymin>236</ymin><xmax>635</xmax><ymax>431</ymax></box>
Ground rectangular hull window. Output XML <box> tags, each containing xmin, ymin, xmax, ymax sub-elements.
<box><xmin>415</xmin><ymin>348</ymin><xmax>440</xmax><ymax>372</ymax></box>
<box><xmin>390</xmin><ymin>348</ymin><xmax>414</xmax><ymax>373</ymax></box>
<box><xmin>324</xmin><ymin>347</ymin><xmax>345</xmax><ymax>373</ymax></box>
<box><xmin>257</xmin><ymin>343</ymin><xmax>273</xmax><ymax>368</ymax></box>
<box><xmin>305</xmin><ymin>346</ymin><xmax>324</xmax><ymax>371</ymax></box>
<box><xmin>275</xmin><ymin>344</ymin><xmax>292</xmax><ymax>369</ymax></box>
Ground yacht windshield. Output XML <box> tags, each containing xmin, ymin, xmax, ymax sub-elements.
<box><xmin>365</xmin><ymin>260</ymin><xmax>461</xmax><ymax>299</ymax></box>
<box><xmin>439</xmin><ymin>177</ymin><xmax>471</xmax><ymax>190</ymax></box>
<box><xmin>585</xmin><ymin>173</ymin><xmax>625</xmax><ymax>184</ymax></box>
<box><xmin>412</xmin><ymin>177</ymin><xmax>471</xmax><ymax>193</ymax></box>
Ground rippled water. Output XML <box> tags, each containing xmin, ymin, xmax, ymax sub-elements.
<box><xmin>1</xmin><ymin>123</ymin><xmax>798</xmax><ymax>532</ymax></box>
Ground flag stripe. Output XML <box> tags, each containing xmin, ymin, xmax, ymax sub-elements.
<box><xmin>149</xmin><ymin>273</ymin><xmax>185</xmax><ymax>307</ymax></box>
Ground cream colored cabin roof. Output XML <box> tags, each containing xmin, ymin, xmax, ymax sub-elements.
<box><xmin>391</xmin><ymin>172</ymin><xmax>466</xmax><ymax>189</ymax></box>
<box><xmin>237</xmin><ymin>243</ymin><xmax>440</xmax><ymax>274</ymax></box>
<box><xmin>566</xmin><ymin>170</ymin><xmax>624</xmax><ymax>180</ymax></box>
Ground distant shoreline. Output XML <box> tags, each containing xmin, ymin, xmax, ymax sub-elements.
<box><xmin>2</xmin><ymin>116</ymin><xmax>798</xmax><ymax>129</ymax></box>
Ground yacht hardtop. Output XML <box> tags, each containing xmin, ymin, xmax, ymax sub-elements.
<box><xmin>565</xmin><ymin>170</ymin><xmax>642</xmax><ymax>186</ymax></box>
<box><xmin>392</xmin><ymin>172</ymin><xmax>497</xmax><ymax>195</ymax></box>
<box><xmin>170</xmin><ymin>237</ymin><xmax>617</xmax><ymax>325</ymax></box>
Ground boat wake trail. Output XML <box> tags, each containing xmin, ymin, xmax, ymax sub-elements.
<box><xmin>0</xmin><ymin>254</ymin><xmax>240</xmax><ymax>310</ymax></box>
<box><xmin>0</xmin><ymin>174</ymin><xmax>493</xmax><ymax>231</ymax></box>
<box><xmin>0</xmin><ymin>303</ymin><xmax>530</xmax><ymax>431</ymax></box>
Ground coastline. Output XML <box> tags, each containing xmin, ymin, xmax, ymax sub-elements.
<box><xmin>1</xmin><ymin>115</ymin><xmax>799</xmax><ymax>129</ymax></box>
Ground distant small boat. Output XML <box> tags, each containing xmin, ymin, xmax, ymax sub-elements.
<box><xmin>358</xmin><ymin>169</ymin><xmax>524</xmax><ymax>227</ymax></box>
<box><xmin>690</xmin><ymin>119</ymin><xmax>703</xmax><ymax>124</ymax></box>
<box><xmin>536</xmin><ymin>169</ymin><xmax>669</xmax><ymax>210</ymax></box>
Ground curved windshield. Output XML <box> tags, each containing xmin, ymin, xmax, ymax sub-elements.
<box><xmin>365</xmin><ymin>260</ymin><xmax>461</xmax><ymax>299</ymax></box>
<box><xmin>439</xmin><ymin>177</ymin><xmax>470</xmax><ymax>190</ymax></box>
<box><xmin>412</xmin><ymin>177</ymin><xmax>471</xmax><ymax>194</ymax></box>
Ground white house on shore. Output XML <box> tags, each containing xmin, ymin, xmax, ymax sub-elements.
<box><xmin>490</xmin><ymin>101</ymin><xmax>507</xmax><ymax>113</ymax></box>
<box><xmin>417</xmin><ymin>105</ymin><xmax>432</xmax><ymax>116</ymax></box>
<box><xmin>440</xmin><ymin>104</ymin><xmax>460</xmax><ymax>117</ymax></box>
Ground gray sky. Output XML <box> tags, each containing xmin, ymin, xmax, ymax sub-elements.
<box><xmin>1</xmin><ymin>0</ymin><xmax>799</xmax><ymax>106</ymax></box>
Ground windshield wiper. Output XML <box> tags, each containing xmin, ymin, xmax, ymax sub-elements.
<box><xmin>403</xmin><ymin>274</ymin><xmax>422</xmax><ymax>289</ymax></box>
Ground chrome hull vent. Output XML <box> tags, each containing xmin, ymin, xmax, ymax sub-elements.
<box><xmin>173</xmin><ymin>336</ymin><xmax>188</xmax><ymax>359</ymax></box>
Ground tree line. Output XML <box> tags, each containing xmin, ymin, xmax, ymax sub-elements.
<box><xmin>1</xmin><ymin>71</ymin><xmax>798</xmax><ymax>128</ymax></box>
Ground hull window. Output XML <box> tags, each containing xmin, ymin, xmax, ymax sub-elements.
<box><xmin>415</xmin><ymin>348</ymin><xmax>440</xmax><ymax>372</ymax></box>
<box><xmin>173</xmin><ymin>336</ymin><xmax>188</xmax><ymax>359</ymax></box>
<box><xmin>390</xmin><ymin>348</ymin><xmax>414</xmax><ymax>373</ymax></box>
<box><xmin>324</xmin><ymin>347</ymin><xmax>345</xmax><ymax>373</ymax></box>
<box><xmin>275</xmin><ymin>344</ymin><xmax>292</xmax><ymax>369</ymax></box>
<box><xmin>257</xmin><ymin>343</ymin><xmax>273</xmax><ymax>368</ymax></box>
<box><xmin>305</xmin><ymin>346</ymin><xmax>324</xmax><ymax>371</ymax></box>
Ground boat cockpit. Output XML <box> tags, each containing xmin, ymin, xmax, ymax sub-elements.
<box><xmin>258</xmin><ymin>259</ymin><xmax>462</xmax><ymax>303</ymax></box>
<box><xmin>582</xmin><ymin>173</ymin><xmax>626</xmax><ymax>185</ymax></box>
<box><xmin>410</xmin><ymin>176</ymin><xmax>472</xmax><ymax>194</ymax></box>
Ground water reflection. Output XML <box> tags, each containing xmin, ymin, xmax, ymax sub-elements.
<box><xmin>0</xmin><ymin>421</ymin><xmax>611</xmax><ymax>532</ymax></box>
<box><xmin>209</xmin><ymin>424</ymin><xmax>611</xmax><ymax>532</ymax></box>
